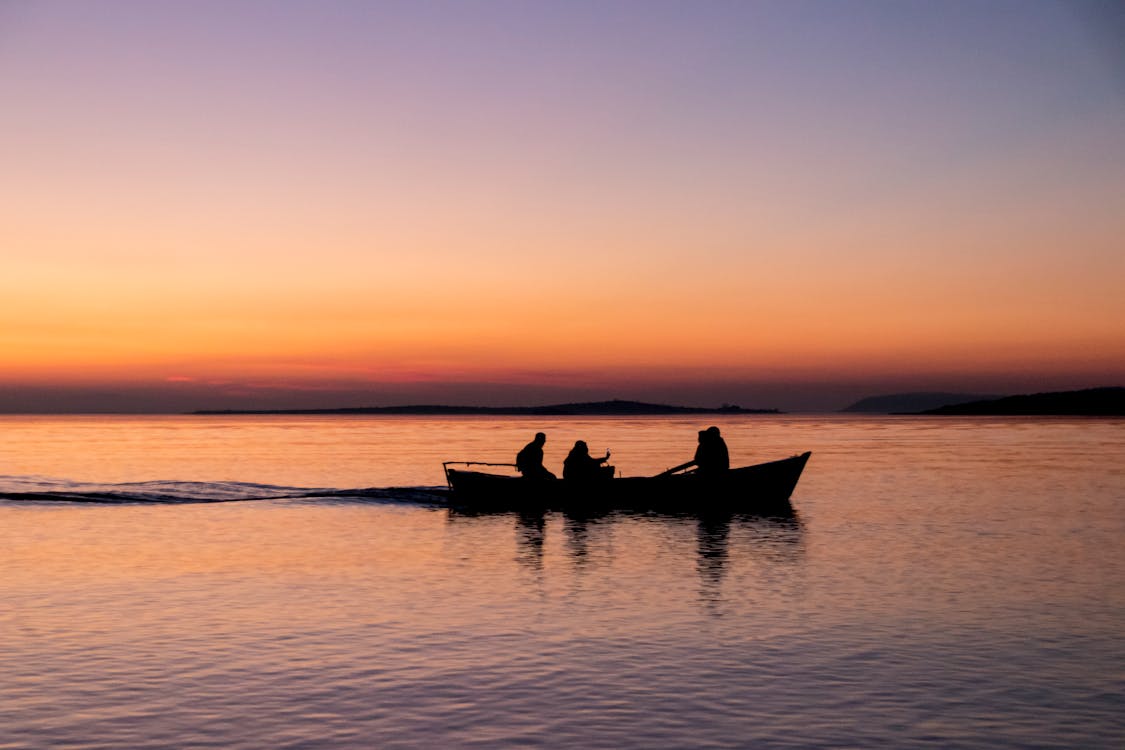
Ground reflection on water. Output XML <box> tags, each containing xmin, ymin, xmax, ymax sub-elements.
<box><xmin>450</xmin><ymin>506</ymin><xmax>805</xmax><ymax>614</ymax></box>
<box><xmin>562</xmin><ymin>512</ymin><xmax>591</xmax><ymax>563</ymax></box>
<box><xmin>516</xmin><ymin>510</ymin><xmax>547</xmax><ymax>572</ymax></box>
<box><xmin>696</xmin><ymin>513</ymin><xmax>732</xmax><ymax>606</ymax></box>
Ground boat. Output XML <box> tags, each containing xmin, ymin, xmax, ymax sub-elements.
<box><xmin>443</xmin><ymin>451</ymin><xmax>811</xmax><ymax>512</ymax></box>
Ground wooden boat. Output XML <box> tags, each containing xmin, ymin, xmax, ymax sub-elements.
<box><xmin>443</xmin><ymin>451</ymin><xmax>811</xmax><ymax>512</ymax></box>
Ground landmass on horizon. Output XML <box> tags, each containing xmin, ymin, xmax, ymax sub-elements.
<box><xmin>190</xmin><ymin>388</ymin><xmax>1125</xmax><ymax>417</ymax></box>
<box><xmin>917</xmin><ymin>387</ymin><xmax>1125</xmax><ymax>416</ymax></box>
<box><xmin>841</xmin><ymin>392</ymin><xmax>1001</xmax><ymax>414</ymax></box>
<box><xmin>191</xmin><ymin>399</ymin><xmax>779</xmax><ymax>416</ymax></box>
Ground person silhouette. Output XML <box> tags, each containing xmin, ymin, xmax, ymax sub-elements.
<box><xmin>562</xmin><ymin>440</ymin><xmax>612</xmax><ymax>481</ymax></box>
<box><xmin>656</xmin><ymin>427</ymin><xmax>732</xmax><ymax>477</ymax></box>
<box><xmin>694</xmin><ymin>426</ymin><xmax>730</xmax><ymax>476</ymax></box>
<box><xmin>516</xmin><ymin>432</ymin><xmax>556</xmax><ymax>479</ymax></box>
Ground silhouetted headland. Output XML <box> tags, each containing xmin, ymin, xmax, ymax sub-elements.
<box><xmin>919</xmin><ymin>387</ymin><xmax>1125</xmax><ymax>416</ymax></box>
<box><xmin>842</xmin><ymin>392</ymin><xmax>1000</xmax><ymax>414</ymax></box>
<box><xmin>191</xmin><ymin>399</ymin><xmax>780</xmax><ymax>416</ymax></box>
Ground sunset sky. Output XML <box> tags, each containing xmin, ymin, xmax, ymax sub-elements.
<box><xmin>2</xmin><ymin>0</ymin><xmax>1123</xmax><ymax>412</ymax></box>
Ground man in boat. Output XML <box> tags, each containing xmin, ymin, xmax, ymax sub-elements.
<box><xmin>516</xmin><ymin>432</ymin><xmax>557</xmax><ymax>479</ymax></box>
<box><xmin>694</xmin><ymin>426</ymin><xmax>730</xmax><ymax>476</ymax></box>
<box><xmin>562</xmin><ymin>440</ymin><xmax>612</xmax><ymax>481</ymax></box>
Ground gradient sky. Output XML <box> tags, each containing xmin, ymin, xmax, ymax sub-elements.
<box><xmin>2</xmin><ymin>0</ymin><xmax>1123</xmax><ymax>411</ymax></box>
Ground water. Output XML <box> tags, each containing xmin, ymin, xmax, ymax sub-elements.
<box><xmin>2</xmin><ymin>415</ymin><xmax>1123</xmax><ymax>748</ymax></box>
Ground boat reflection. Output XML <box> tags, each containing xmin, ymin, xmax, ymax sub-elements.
<box><xmin>515</xmin><ymin>509</ymin><xmax>547</xmax><ymax>572</ymax></box>
<box><xmin>696</xmin><ymin>513</ymin><xmax>731</xmax><ymax>600</ymax></box>
<box><xmin>446</xmin><ymin>504</ymin><xmax>804</xmax><ymax>608</ymax></box>
<box><xmin>561</xmin><ymin>511</ymin><xmax>593</xmax><ymax>565</ymax></box>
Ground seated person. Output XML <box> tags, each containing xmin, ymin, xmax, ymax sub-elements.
<box><xmin>563</xmin><ymin>440</ymin><xmax>613</xmax><ymax>481</ymax></box>
<box><xmin>694</xmin><ymin>426</ymin><xmax>730</xmax><ymax>476</ymax></box>
<box><xmin>516</xmin><ymin>432</ymin><xmax>557</xmax><ymax>479</ymax></box>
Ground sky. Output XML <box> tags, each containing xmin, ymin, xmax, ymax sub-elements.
<box><xmin>2</xmin><ymin>0</ymin><xmax>1123</xmax><ymax>412</ymax></box>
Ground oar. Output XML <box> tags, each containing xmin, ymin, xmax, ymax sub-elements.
<box><xmin>655</xmin><ymin>460</ymin><xmax>696</xmax><ymax>478</ymax></box>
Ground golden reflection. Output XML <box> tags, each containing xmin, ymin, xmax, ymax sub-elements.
<box><xmin>444</xmin><ymin>506</ymin><xmax>805</xmax><ymax>611</ymax></box>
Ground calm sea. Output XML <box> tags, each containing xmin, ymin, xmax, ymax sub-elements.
<box><xmin>2</xmin><ymin>415</ymin><xmax>1123</xmax><ymax>749</ymax></box>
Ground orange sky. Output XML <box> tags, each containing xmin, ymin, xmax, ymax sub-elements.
<box><xmin>1</xmin><ymin>2</ymin><xmax>1123</xmax><ymax>411</ymax></box>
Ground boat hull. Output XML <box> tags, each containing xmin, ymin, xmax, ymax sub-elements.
<box><xmin>445</xmin><ymin>452</ymin><xmax>810</xmax><ymax>512</ymax></box>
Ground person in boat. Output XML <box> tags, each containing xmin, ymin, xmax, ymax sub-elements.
<box><xmin>693</xmin><ymin>426</ymin><xmax>730</xmax><ymax>476</ymax></box>
<box><xmin>562</xmin><ymin>440</ymin><xmax>612</xmax><ymax>481</ymax></box>
<box><xmin>516</xmin><ymin>432</ymin><xmax>557</xmax><ymax>480</ymax></box>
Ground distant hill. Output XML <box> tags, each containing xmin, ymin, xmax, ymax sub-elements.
<box><xmin>920</xmin><ymin>387</ymin><xmax>1125</xmax><ymax>416</ymax></box>
<box><xmin>192</xmin><ymin>399</ymin><xmax>780</xmax><ymax>416</ymax></box>
<box><xmin>842</xmin><ymin>392</ymin><xmax>999</xmax><ymax>414</ymax></box>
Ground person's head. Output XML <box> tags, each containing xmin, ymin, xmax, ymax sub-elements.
<box><xmin>698</xmin><ymin>429</ymin><xmax>707</xmax><ymax>442</ymax></box>
<box><xmin>706</xmin><ymin>426</ymin><xmax>721</xmax><ymax>438</ymax></box>
<box><xmin>534</xmin><ymin>432</ymin><xmax>546</xmax><ymax>445</ymax></box>
<box><xmin>572</xmin><ymin>440</ymin><xmax>588</xmax><ymax>455</ymax></box>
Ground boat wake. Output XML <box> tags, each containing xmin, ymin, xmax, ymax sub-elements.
<box><xmin>0</xmin><ymin>476</ymin><xmax>450</xmax><ymax>506</ymax></box>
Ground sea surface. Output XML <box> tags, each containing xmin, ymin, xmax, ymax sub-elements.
<box><xmin>2</xmin><ymin>414</ymin><xmax>1123</xmax><ymax>749</ymax></box>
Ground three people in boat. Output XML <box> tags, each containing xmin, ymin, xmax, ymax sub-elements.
<box><xmin>562</xmin><ymin>440</ymin><xmax>612</xmax><ymax>481</ymax></box>
<box><xmin>519</xmin><ymin>428</ymin><xmax>727</xmax><ymax>480</ymax></box>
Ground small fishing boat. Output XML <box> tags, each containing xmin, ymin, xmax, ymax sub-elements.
<box><xmin>443</xmin><ymin>451</ymin><xmax>811</xmax><ymax>512</ymax></box>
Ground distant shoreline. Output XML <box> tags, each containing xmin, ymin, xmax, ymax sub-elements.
<box><xmin>917</xmin><ymin>387</ymin><xmax>1124</xmax><ymax>416</ymax></box>
<box><xmin>190</xmin><ymin>399</ymin><xmax>781</xmax><ymax>417</ymax></box>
